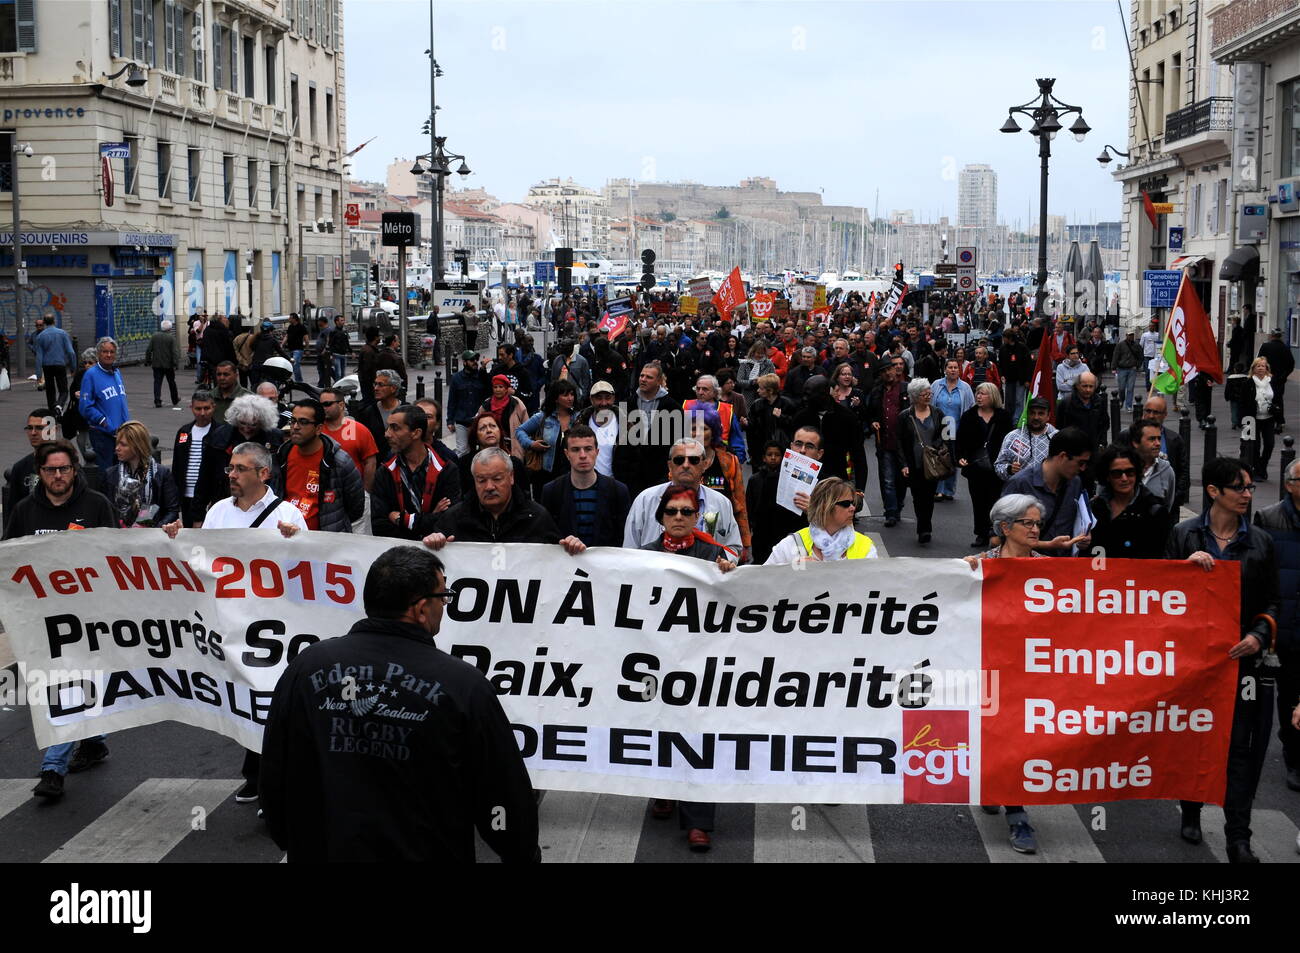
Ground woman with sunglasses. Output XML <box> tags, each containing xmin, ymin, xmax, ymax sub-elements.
<box><xmin>640</xmin><ymin>482</ymin><xmax>736</xmax><ymax>852</ymax></box>
<box><xmin>1166</xmin><ymin>456</ymin><xmax>1280</xmax><ymax>863</ymax></box>
<box><xmin>1088</xmin><ymin>444</ymin><xmax>1168</xmax><ymax>560</ymax></box>
<box><xmin>766</xmin><ymin>477</ymin><xmax>877</xmax><ymax>564</ymax></box>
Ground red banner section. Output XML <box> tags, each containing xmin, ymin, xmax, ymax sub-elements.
<box><xmin>980</xmin><ymin>558</ymin><xmax>1240</xmax><ymax>806</ymax></box>
<box><xmin>903</xmin><ymin>709</ymin><xmax>971</xmax><ymax>804</ymax></box>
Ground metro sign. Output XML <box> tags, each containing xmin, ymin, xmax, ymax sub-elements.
<box><xmin>381</xmin><ymin>212</ymin><xmax>420</xmax><ymax>247</ymax></box>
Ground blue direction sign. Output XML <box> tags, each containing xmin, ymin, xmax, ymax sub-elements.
<box><xmin>1142</xmin><ymin>270</ymin><xmax>1182</xmax><ymax>308</ymax></box>
<box><xmin>534</xmin><ymin>260</ymin><xmax>555</xmax><ymax>284</ymax></box>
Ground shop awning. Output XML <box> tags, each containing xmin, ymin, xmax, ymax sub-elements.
<box><xmin>1219</xmin><ymin>245</ymin><xmax>1259</xmax><ymax>281</ymax></box>
<box><xmin>1170</xmin><ymin>254</ymin><xmax>1205</xmax><ymax>269</ymax></box>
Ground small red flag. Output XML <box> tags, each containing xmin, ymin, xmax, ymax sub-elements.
<box><xmin>1142</xmin><ymin>191</ymin><xmax>1157</xmax><ymax>228</ymax></box>
<box><xmin>712</xmin><ymin>267</ymin><xmax>745</xmax><ymax>319</ymax></box>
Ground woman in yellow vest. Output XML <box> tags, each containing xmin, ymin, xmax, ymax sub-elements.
<box><xmin>764</xmin><ymin>477</ymin><xmax>877</xmax><ymax>564</ymax></box>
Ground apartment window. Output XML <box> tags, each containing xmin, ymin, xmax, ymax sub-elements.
<box><xmin>166</xmin><ymin>0</ymin><xmax>185</xmax><ymax>75</ymax></box>
<box><xmin>296</xmin><ymin>185</ymin><xmax>306</xmax><ymax>222</ymax></box>
<box><xmin>191</xmin><ymin>5</ymin><xmax>202</xmax><ymax>81</ymax></box>
<box><xmin>1139</xmin><ymin>28</ymin><xmax>1148</xmax><ymax>46</ymax></box>
<box><xmin>1153</xmin><ymin>62</ymin><xmax>1166</xmax><ymax>132</ymax></box>
<box><xmin>301</xmin><ymin>0</ymin><xmax>312</xmax><ymax>40</ymax></box>
<box><xmin>1</xmin><ymin>0</ymin><xmax>37</xmax><ymax>53</ymax></box>
<box><xmin>1170</xmin><ymin>8</ymin><xmax>1179</xmax><ymax>28</ymax></box>
<box><xmin>242</xmin><ymin>35</ymin><xmax>254</xmax><ymax>98</ymax></box>
<box><xmin>247</xmin><ymin>158</ymin><xmax>257</xmax><ymax>207</ymax></box>
<box><xmin>124</xmin><ymin>135</ymin><xmax>140</xmax><ymax>195</ymax></box>
<box><xmin>289</xmin><ymin>74</ymin><xmax>299</xmax><ymax>133</ymax></box>
<box><xmin>0</xmin><ymin>130</ymin><xmax>12</xmax><ymax>191</ymax></box>
<box><xmin>264</xmin><ymin>46</ymin><xmax>276</xmax><ymax>105</ymax></box>
<box><xmin>308</xmin><ymin>83</ymin><xmax>317</xmax><ymax>140</ymax></box>
<box><xmin>1188</xmin><ymin>182</ymin><xmax>1201</xmax><ymax>238</ymax></box>
<box><xmin>270</xmin><ymin>164</ymin><xmax>280</xmax><ymax>209</ymax></box>
<box><xmin>228</xmin><ymin>27</ymin><xmax>238</xmax><ymax>92</ymax></box>
<box><xmin>223</xmin><ymin>153</ymin><xmax>234</xmax><ymax>206</ymax></box>
<box><xmin>187</xmin><ymin>147</ymin><xmax>200</xmax><ymax>202</ymax></box>
<box><xmin>1215</xmin><ymin>179</ymin><xmax>1228</xmax><ymax>234</ymax></box>
<box><xmin>325</xmin><ymin>89</ymin><xmax>334</xmax><ymax>145</ymax></box>
<box><xmin>314</xmin><ymin>190</ymin><xmax>322</xmax><ymax>223</ymax></box>
<box><xmin>212</xmin><ymin>23</ymin><xmax>223</xmax><ymax>88</ymax></box>
<box><xmin>1171</xmin><ymin>54</ymin><xmax>1181</xmax><ymax>112</ymax></box>
<box><xmin>1282</xmin><ymin>79</ymin><xmax>1300</xmax><ymax>179</ymax></box>
<box><xmin>157</xmin><ymin>142</ymin><xmax>171</xmax><ymax>199</ymax></box>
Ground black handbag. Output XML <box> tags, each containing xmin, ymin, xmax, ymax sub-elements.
<box><xmin>912</xmin><ymin>416</ymin><xmax>954</xmax><ymax>481</ymax></box>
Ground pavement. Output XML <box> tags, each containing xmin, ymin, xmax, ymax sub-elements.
<box><xmin>0</xmin><ymin>360</ymin><xmax>1297</xmax><ymax>862</ymax></box>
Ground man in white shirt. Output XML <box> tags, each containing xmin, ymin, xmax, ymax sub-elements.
<box><xmin>623</xmin><ymin>437</ymin><xmax>741</xmax><ymax>551</ymax></box>
<box><xmin>582</xmin><ymin>381</ymin><xmax>619</xmax><ymax>477</ymax></box>
<box><xmin>163</xmin><ymin>442</ymin><xmax>305</xmax><ymax>536</ymax></box>
<box><xmin>1139</xmin><ymin>317</ymin><xmax>1162</xmax><ymax>391</ymax></box>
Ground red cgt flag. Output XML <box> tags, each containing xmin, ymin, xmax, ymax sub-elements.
<box><xmin>1142</xmin><ymin>191</ymin><xmax>1157</xmax><ymax>228</ymax></box>
<box><xmin>712</xmin><ymin>267</ymin><xmax>745</xmax><ymax>319</ymax></box>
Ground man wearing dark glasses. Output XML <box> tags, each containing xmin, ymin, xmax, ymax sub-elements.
<box><xmin>622</xmin><ymin>437</ymin><xmax>741</xmax><ymax>551</ymax></box>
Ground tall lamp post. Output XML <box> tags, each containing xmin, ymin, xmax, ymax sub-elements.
<box><xmin>411</xmin><ymin>139</ymin><xmax>470</xmax><ymax>288</ymax></box>
<box><xmin>9</xmin><ymin>139</ymin><xmax>33</xmax><ymax>378</ymax></box>
<box><xmin>1000</xmin><ymin>78</ymin><xmax>1090</xmax><ymax>318</ymax></box>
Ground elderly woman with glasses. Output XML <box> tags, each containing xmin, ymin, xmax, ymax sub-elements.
<box><xmin>1087</xmin><ymin>444</ymin><xmax>1168</xmax><ymax>559</ymax></box>
<box><xmin>639</xmin><ymin>481</ymin><xmax>735</xmax><ymax>852</ymax></box>
<box><xmin>765</xmin><ymin>477</ymin><xmax>878</xmax><ymax>564</ymax></box>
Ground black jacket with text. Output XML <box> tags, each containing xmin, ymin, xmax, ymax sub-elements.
<box><xmin>260</xmin><ymin>617</ymin><xmax>540</xmax><ymax>862</ymax></box>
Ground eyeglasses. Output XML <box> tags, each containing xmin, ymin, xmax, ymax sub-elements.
<box><xmin>289</xmin><ymin>417</ymin><xmax>318</xmax><ymax>427</ymax></box>
<box><xmin>39</xmin><ymin>465</ymin><xmax>73</xmax><ymax>475</ymax></box>
<box><xmin>1012</xmin><ymin>519</ymin><xmax>1044</xmax><ymax>529</ymax></box>
<box><xmin>790</xmin><ymin>440</ymin><xmax>819</xmax><ymax>452</ymax></box>
<box><xmin>419</xmin><ymin>592</ymin><xmax>455</xmax><ymax>605</ymax></box>
<box><xmin>224</xmin><ymin>464</ymin><xmax>260</xmax><ymax>475</ymax></box>
<box><xmin>833</xmin><ymin>499</ymin><xmax>856</xmax><ymax>509</ymax></box>
<box><xmin>671</xmin><ymin>455</ymin><xmax>702</xmax><ymax>466</ymax></box>
<box><xmin>663</xmin><ymin>507</ymin><xmax>697</xmax><ymax>517</ymax></box>
<box><xmin>1223</xmin><ymin>483</ymin><xmax>1257</xmax><ymax>495</ymax></box>
<box><xmin>1108</xmin><ymin>468</ymin><xmax>1138</xmax><ymax>478</ymax></box>
<box><xmin>319</xmin><ymin>399</ymin><xmax>341</xmax><ymax>407</ymax></box>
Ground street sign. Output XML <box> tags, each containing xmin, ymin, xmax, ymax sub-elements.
<box><xmin>932</xmin><ymin>277</ymin><xmax>954</xmax><ymax>288</ymax></box>
<box><xmin>957</xmin><ymin>274</ymin><xmax>977</xmax><ymax>292</ymax></box>
<box><xmin>1238</xmin><ymin>203</ymin><xmax>1268</xmax><ymax>241</ymax></box>
<box><xmin>344</xmin><ymin>203</ymin><xmax>361</xmax><ymax>226</ymax></box>
<box><xmin>935</xmin><ymin>263</ymin><xmax>958</xmax><ymax>274</ymax></box>
<box><xmin>1142</xmin><ymin>270</ymin><xmax>1182</xmax><ymax>308</ymax></box>
<box><xmin>1168</xmin><ymin>226</ymin><xmax>1184</xmax><ymax>252</ymax></box>
<box><xmin>1151</xmin><ymin>202</ymin><xmax>1175</xmax><ymax>215</ymax></box>
<box><xmin>381</xmin><ymin>212</ymin><xmax>420</xmax><ymax>247</ymax></box>
<box><xmin>956</xmin><ymin>246</ymin><xmax>976</xmax><ymax>266</ymax></box>
<box><xmin>99</xmin><ymin>142</ymin><xmax>130</xmax><ymax>159</ymax></box>
<box><xmin>918</xmin><ymin>275</ymin><xmax>935</xmax><ymax>289</ymax></box>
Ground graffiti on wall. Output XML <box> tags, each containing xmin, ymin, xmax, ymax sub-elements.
<box><xmin>94</xmin><ymin>282</ymin><xmax>158</xmax><ymax>362</ymax></box>
<box><xmin>0</xmin><ymin>282</ymin><xmax>68</xmax><ymax>345</ymax></box>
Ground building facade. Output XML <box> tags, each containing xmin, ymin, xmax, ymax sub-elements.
<box><xmin>525</xmin><ymin>177</ymin><xmax>604</xmax><ymax>250</ymax></box>
<box><xmin>0</xmin><ymin>0</ymin><xmax>347</xmax><ymax>363</ymax></box>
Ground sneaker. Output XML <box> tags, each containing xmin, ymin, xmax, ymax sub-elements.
<box><xmin>687</xmin><ymin>828</ymin><xmax>711</xmax><ymax>852</ymax></box>
<box><xmin>235</xmin><ymin>780</ymin><xmax>259</xmax><ymax>803</ymax></box>
<box><xmin>1008</xmin><ymin>821</ymin><xmax>1037</xmax><ymax>854</ymax></box>
<box><xmin>67</xmin><ymin>739</ymin><xmax>109</xmax><ymax>773</ymax></box>
<box><xmin>32</xmin><ymin>770</ymin><xmax>64</xmax><ymax>799</ymax></box>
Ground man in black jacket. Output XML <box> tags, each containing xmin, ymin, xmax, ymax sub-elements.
<box><xmin>4</xmin><ymin>408</ymin><xmax>51</xmax><ymax>530</ymax></box>
<box><xmin>423</xmin><ymin>447</ymin><xmax>585</xmax><ymax>552</ymax></box>
<box><xmin>1055</xmin><ymin>372</ymin><xmax>1109</xmax><ymax>494</ymax></box>
<box><xmin>792</xmin><ymin>377</ymin><xmax>867</xmax><ymax>497</ymax></box>
<box><xmin>260</xmin><ymin>545</ymin><xmax>540</xmax><ymax>862</ymax></box>
<box><xmin>613</xmin><ymin>362</ymin><xmax>681</xmax><ymax>499</ymax></box>
<box><xmin>540</xmin><ymin>424</ymin><xmax>630</xmax><ymax>547</ymax></box>
<box><xmin>1259</xmin><ymin>329</ymin><xmax>1295</xmax><ymax>428</ymax></box>
<box><xmin>172</xmin><ymin>390</ymin><xmax>234</xmax><ymax>527</ymax></box>
<box><xmin>4</xmin><ymin>439</ymin><xmax>117</xmax><ymax>800</ymax></box>
<box><xmin>1167</xmin><ymin>456</ymin><xmax>1281</xmax><ymax>864</ymax></box>
<box><xmin>371</xmin><ymin>403</ymin><xmax>460</xmax><ymax>539</ymax></box>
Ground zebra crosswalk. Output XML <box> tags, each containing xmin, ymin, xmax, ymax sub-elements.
<box><xmin>2</xmin><ymin>777</ymin><xmax>1299</xmax><ymax>863</ymax></box>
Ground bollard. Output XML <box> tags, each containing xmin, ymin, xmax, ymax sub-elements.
<box><xmin>415</xmin><ymin>375</ymin><xmax>425</xmax><ymax>401</ymax></box>
<box><xmin>1281</xmin><ymin>435</ymin><xmax>1296</xmax><ymax>502</ymax></box>
<box><xmin>1110</xmin><ymin>391</ymin><xmax>1121</xmax><ymax>443</ymax></box>
<box><xmin>1239</xmin><ymin>420</ymin><xmax>1257</xmax><ymax>477</ymax></box>
<box><xmin>1201</xmin><ymin>415</ymin><xmax>1217</xmax><ymax>514</ymax></box>
<box><xmin>434</xmin><ymin>372</ymin><xmax>444</xmax><ymax>410</ymax></box>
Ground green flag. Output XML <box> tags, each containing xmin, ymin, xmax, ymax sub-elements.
<box><xmin>1151</xmin><ymin>332</ymin><xmax>1181</xmax><ymax>395</ymax></box>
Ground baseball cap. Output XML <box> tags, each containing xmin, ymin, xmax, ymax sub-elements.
<box><xmin>590</xmin><ymin>380</ymin><xmax>615</xmax><ymax>396</ymax></box>
<box><xmin>461</xmin><ymin>349</ymin><xmax>478</xmax><ymax>361</ymax></box>
<box><xmin>1028</xmin><ymin>397</ymin><xmax>1050</xmax><ymax>412</ymax></box>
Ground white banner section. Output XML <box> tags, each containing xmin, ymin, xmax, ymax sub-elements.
<box><xmin>0</xmin><ymin>531</ymin><xmax>984</xmax><ymax>803</ymax></box>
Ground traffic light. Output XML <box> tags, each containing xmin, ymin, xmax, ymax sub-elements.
<box><xmin>556</xmin><ymin>246</ymin><xmax>573</xmax><ymax>293</ymax></box>
<box><xmin>371</xmin><ymin>264</ymin><xmax>379</xmax><ymax>285</ymax></box>
<box><xmin>641</xmin><ymin>248</ymin><xmax>656</xmax><ymax>291</ymax></box>
<box><xmin>894</xmin><ymin>262</ymin><xmax>904</xmax><ymax>284</ymax></box>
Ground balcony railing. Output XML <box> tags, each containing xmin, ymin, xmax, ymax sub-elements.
<box><xmin>0</xmin><ymin>54</ymin><xmax>26</xmax><ymax>85</ymax></box>
<box><xmin>1164</xmin><ymin>97</ymin><xmax>1233</xmax><ymax>144</ymax></box>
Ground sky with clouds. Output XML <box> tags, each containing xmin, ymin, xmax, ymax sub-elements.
<box><xmin>343</xmin><ymin>0</ymin><xmax>1130</xmax><ymax>226</ymax></box>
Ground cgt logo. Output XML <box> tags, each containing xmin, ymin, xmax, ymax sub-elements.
<box><xmin>901</xmin><ymin>710</ymin><xmax>971</xmax><ymax>803</ymax></box>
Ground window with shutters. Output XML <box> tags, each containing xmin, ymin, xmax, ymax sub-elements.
<box><xmin>15</xmin><ymin>0</ymin><xmax>33</xmax><ymax>51</ymax></box>
<box><xmin>172</xmin><ymin>1</ymin><xmax>185</xmax><ymax>75</ymax></box>
<box><xmin>264</xmin><ymin>45</ymin><xmax>275</xmax><ymax>104</ymax></box>
<box><xmin>212</xmin><ymin>23</ymin><xmax>223</xmax><ymax>88</ymax></box>
<box><xmin>158</xmin><ymin>142</ymin><xmax>171</xmax><ymax>199</ymax></box>
<box><xmin>132</xmin><ymin>0</ymin><xmax>145</xmax><ymax>59</ymax></box>
<box><xmin>191</xmin><ymin>6</ymin><xmax>202</xmax><ymax>82</ymax></box>
<box><xmin>289</xmin><ymin>73</ymin><xmax>299</xmax><ymax>133</ymax></box>
<box><xmin>1188</xmin><ymin>182</ymin><xmax>1201</xmax><ymax>238</ymax></box>
<box><xmin>308</xmin><ymin>83</ymin><xmax>316</xmax><ymax>140</ymax></box>
<box><xmin>228</xmin><ymin>26</ymin><xmax>238</xmax><ymax>92</ymax></box>
<box><xmin>162</xmin><ymin>0</ymin><xmax>174</xmax><ymax>71</ymax></box>
<box><xmin>187</xmin><ymin>147</ymin><xmax>200</xmax><ymax>202</ymax></box>
<box><xmin>302</xmin><ymin>0</ymin><xmax>312</xmax><ymax>40</ymax></box>
<box><xmin>1215</xmin><ymin>179</ymin><xmax>1228</xmax><ymax>234</ymax></box>
<box><xmin>325</xmin><ymin>89</ymin><xmax>333</xmax><ymax>145</ymax></box>
<box><xmin>287</xmin><ymin>0</ymin><xmax>295</xmax><ymax>32</ymax></box>
<box><xmin>124</xmin><ymin>135</ymin><xmax>140</xmax><ymax>195</ymax></box>
<box><xmin>243</xmin><ymin>35</ymin><xmax>253</xmax><ymax>97</ymax></box>
<box><xmin>109</xmin><ymin>0</ymin><xmax>122</xmax><ymax>56</ymax></box>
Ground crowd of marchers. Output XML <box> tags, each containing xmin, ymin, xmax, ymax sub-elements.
<box><xmin>1</xmin><ymin>283</ymin><xmax>1297</xmax><ymax>864</ymax></box>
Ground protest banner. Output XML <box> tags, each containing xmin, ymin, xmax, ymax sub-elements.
<box><xmin>679</xmin><ymin>294</ymin><xmax>698</xmax><ymax>315</ymax></box>
<box><xmin>0</xmin><ymin>533</ymin><xmax>1238</xmax><ymax>805</ymax></box>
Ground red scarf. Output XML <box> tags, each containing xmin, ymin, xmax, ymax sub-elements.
<box><xmin>660</xmin><ymin>529</ymin><xmax>736</xmax><ymax>557</ymax></box>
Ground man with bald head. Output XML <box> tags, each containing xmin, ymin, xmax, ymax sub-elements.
<box><xmin>1056</xmin><ymin>370</ymin><xmax>1109</xmax><ymax>493</ymax></box>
